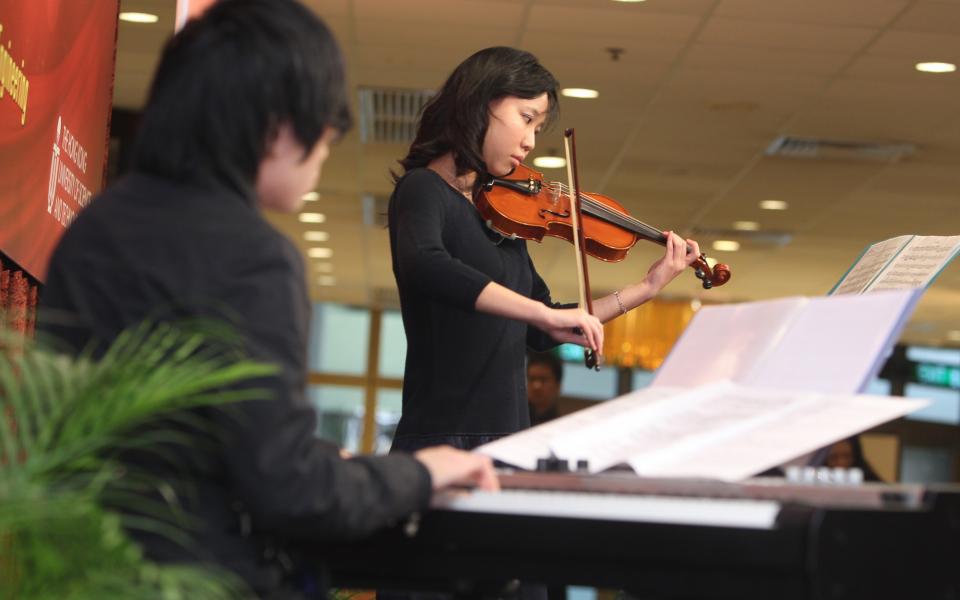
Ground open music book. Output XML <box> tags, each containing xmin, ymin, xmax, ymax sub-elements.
<box><xmin>651</xmin><ymin>288</ymin><xmax>921</xmax><ymax>394</ymax></box>
<box><xmin>478</xmin><ymin>380</ymin><xmax>927</xmax><ymax>480</ymax></box>
<box><xmin>829</xmin><ymin>234</ymin><xmax>960</xmax><ymax>296</ymax></box>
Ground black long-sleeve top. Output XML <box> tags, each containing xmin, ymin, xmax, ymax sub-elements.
<box><xmin>388</xmin><ymin>168</ymin><xmax>562</xmax><ymax>446</ymax></box>
<box><xmin>39</xmin><ymin>172</ymin><xmax>432</xmax><ymax>594</ymax></box>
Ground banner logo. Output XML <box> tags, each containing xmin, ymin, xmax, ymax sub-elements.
<box><xmin>47</xmin><ymin>116</ymin><xmax>61</xmax><ymax>212</ymax></box>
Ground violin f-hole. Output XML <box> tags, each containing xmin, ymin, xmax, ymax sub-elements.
<box><xmin>539</xmin><ymin>207</ymin><xmax>570</xmax><ymax>219</ymax></box>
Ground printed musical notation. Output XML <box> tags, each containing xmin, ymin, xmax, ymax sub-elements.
<box><xmin>831</xmin><ymin>235</ymin><xmax>960</xmax><ymax>295</ymax></box>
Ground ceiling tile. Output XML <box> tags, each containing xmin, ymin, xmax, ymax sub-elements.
<box><xmin>868</xmin><ymin>30</ymin><xmax>960</xmax><ymax>63</ymax></box>
<box><xmin>699</xmin><ymin>17</ymin><xmax>877</xmax><ymax>53</ymax></box>
<box><xmin>716</xmin><ymin>0</ymin><xmax>909</xmax><ymax>28</ymax></box>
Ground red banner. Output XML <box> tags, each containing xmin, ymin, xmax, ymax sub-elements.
<box><xmin>0</xmin><ymin>0</ymin><xmax>119</xmax><ymax>281</ymax></box>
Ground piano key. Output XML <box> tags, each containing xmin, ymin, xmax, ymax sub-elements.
<box><xmin>433</xmin><ymin>489</ymin><xmax>781</xmax><ymax>530</ymax></box>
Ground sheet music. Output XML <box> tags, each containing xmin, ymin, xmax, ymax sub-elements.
<box><xmin>652</xmin><ymin>297</ymin><xmax>808</xmax><ymax>388</ymax></box>
<box><xmin>867</xmin><ymin>235</ymin><xmax>960</xmax><ymax>292</ymax></box>
<box><xmin>653</xmin><ymin>290</ymin><xmax>919</xmax><ymax>394</ymax></box>
<box><xmin>549</xmin><ymin>382</ymin><xmax>809</xmax><ymax>474</ymax></box>
<box><xmin>831</xmin><ymin>236</ymin><xmax>911</xmax><ymax>295</ymax></box>
<box><xmin>745</xmin><ymin>289</ymin><xmax>921</xmax><ymax>393</ymax></box>
<box><xmin>478</xmin><ymin>387</ymin><xmax>679</xmax><ymax>471</ymax></box>
<box><xmin>628</xmin><ymin>386</ymin><xmax>927</xmax><ymax>481</ymax></box>
<box><xmin>480</xmin><ymin>382</ymin><xmax>927</xmax><ymax>481</ymax></box>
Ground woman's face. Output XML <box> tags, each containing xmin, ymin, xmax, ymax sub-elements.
<box><xmin>826</xmin><ymin>440</ymin><xmax>855</xmax><ymax>469</ymax></box>
<box><xmin>482</xmin><ymin>93</ymin><xmax>550</xmax><ymax>177</ymax></box>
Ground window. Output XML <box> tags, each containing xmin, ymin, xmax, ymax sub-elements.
<box><xmin>375</xmin><ymin>388</ymin><xmax>403</xmax><ymax>453</ymax></box>
<box><xmin>378</xmin><ymin>310</ymin><xmax>407</xmax><ymax>378</ymax></box>
<box><xmin>561</xmin><ymin>364</ymin><xmax>618</xmax><ymax>400</ymax></box>
<box><xmin>309</xmin><ymin>303</ymin><xmax>370</xmax><ymax>375</ymax></box>
<box><xmin>631</xmin><ymin>369</ymin><xmax>655</xmax><ymax>390</ymax></box>
<box><xmin>307</xmin><ymin>384</ymin><xmax>365</xmax><ymax>452</ymax></box>
<box><xmin>904</xmin><ymin>383</ymin><xmax>960</xmax><ymax>425</ymax></box>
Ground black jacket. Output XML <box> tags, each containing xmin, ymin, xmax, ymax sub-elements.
<box><xmin>39</xmin><ymin>172</ymin><xmax>432</xmax><ymax>595</ymax></box>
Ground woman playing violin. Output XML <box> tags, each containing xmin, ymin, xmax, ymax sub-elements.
<box><xmin>388</xmin><ymin>46</ymin><xmax>702</xmax><ymax>453</ymax></box>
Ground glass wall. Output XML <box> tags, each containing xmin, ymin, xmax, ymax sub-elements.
<box><xmin>307</xmin><ymin>384</ymin><xmax>365</xmax><ymax>453</ymax></box>
<box><xmin>309</xmin><ymin>303</ymin><xmax>370</xmax><ymax>375</ymax></box>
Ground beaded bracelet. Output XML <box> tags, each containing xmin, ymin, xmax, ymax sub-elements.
<box><xmin>613</xmin><ymin>290</ymin><xmax>627</xmax><ymax>315</ymax></box>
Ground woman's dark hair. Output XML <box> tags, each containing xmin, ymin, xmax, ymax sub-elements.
<box><xmin>133</xmin><ymin>0</ymin><xmax>351</xmax><ymax>196</ymax></box>
<box><xmin>828</xmin><ymin>436</ymin><xmax>883</xmax><ymax>482</ymax></box>
<box><xmin>396</xmin><ymin>46</ymin><xmax>559</xmax><ymax>195</ymax></box>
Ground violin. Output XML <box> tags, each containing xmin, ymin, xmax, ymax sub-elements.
<box><xmin>477</xmin><ymin>162</ymin><xmax>731</xmax><ymax>289</ymax></box>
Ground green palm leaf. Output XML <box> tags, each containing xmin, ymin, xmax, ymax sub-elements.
<box><xmin>0</xmin><ymin>322</ymin><xmax>277</xmax><ymax>599</ymax></box>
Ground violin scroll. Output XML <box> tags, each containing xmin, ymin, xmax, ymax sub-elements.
<box><xmin>692</xmin><ymin>255</ymin><xmax>731</xmax><ymax>290</ymax></box>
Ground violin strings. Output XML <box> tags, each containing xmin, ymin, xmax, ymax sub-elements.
<box><xmin>552</xmin><ymin>182</ymin><xmax>664</xmax><ymax>240</ymax></box>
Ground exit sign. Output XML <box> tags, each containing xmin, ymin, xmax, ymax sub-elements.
<box><xmin>916</xmin><ymin>363</ymin><xmax>960</xmax><ymax>389</ymax></box>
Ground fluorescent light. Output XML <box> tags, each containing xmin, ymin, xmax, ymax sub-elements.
<box><xmin>302</xmin><ymin>191</ymin><xmax>320</xmax><ymax>202</ymax></box>
<box><xmin>315</xmin><ymin>263</ymin><xmax>334</xmax><ymax>273</ymax></box>
<box><xmin>308</xmin><ymin>247</ymin><xmax>333</xmax><ymax>258</ymax></box>
<box><xmin>299</xmin><ymin>213</ymin><xmax>326</xmax><ymax>223</ymax></box>
<box><xmin>916</xmin><ymin>62</ymin><xmax>956</xmax><ymax>74</ymax></box>
<box><xmin>733</xmin><ymin>220</ymin><xmax>759</xmax><ymax>231</ymax></box>
<box><xmin>612</xmin><ymin>0</ymin><xmax>646</xmax><ymax>3</ymax></box>
<box><xmin>712</xmin><ymin>240</ymin><xmax>740</xmax><ymax>252</ymax></box>
<box><xmin>119</xmin><ymin>12</ymin><xmax>159</xmax><ymax>23</ymax></box>
<box><xmin>561</xmin><ymin>88</ymin><xmax>599</xmax><ymax>99</ymax></box>
<box><xmin>533</xmin><ymin>156</ymin><xmax>567</xmax><ymax>169</ymax></box>
<box><xmin>759</xmin><ymin>200</ymin><xmax>788</xmax><ymax>211</ymax></box>
<box><xmin>304</xmin><ymin>231</ymin><xmax>329</xmax><ymax>242</ymax></box>
<box><xmin>318</xmin><ymin>276</ymin><xmax>337</xmax><ymax>286</ymax></box>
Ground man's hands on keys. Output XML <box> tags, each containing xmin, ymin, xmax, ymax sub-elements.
<box><xmin>415</xmin><ymin>446</ymin><xmax>500</xmax><ymax>492</ymax></box>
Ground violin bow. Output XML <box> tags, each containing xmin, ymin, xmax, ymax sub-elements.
<box><xmin>563</xmin><ymin>128</ymin><xmax>599</xmax><ymax>371</ymax></box>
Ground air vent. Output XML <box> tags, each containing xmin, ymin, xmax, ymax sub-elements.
<box><xmin>765</xmin><ymin>136</ymin><xmax>916</xmax><ymax>162</ymax></box>
<box><xmin>358</xmin><ymin>87</ymin><xmax>435</xmax><ymax>144</ymax></box>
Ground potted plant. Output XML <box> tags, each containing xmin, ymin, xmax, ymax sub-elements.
<box><xmin>0</xmin><ymin>323</ymin><xmax>275</xmax><ymax>599</ymax></box>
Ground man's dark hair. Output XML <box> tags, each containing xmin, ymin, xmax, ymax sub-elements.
<box><xmin>133</xmin><ymin>0</ymin><xmax>351</xmax><ymax>196</ymax></box>
<box><xmin>395</xmin><ymin>46</ymin><xmax>559</xmax><ymax>196</ymax></box>
<box><xmin>527</xmin><ymin>351</ymin><xmax>563</xmax><ymax>383</ymax></box>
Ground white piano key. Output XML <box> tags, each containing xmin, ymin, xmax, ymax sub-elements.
<box><xmin>433</xmin><ymin>489</ymin><xmax>781</xmax><ymax>530</ymax></box>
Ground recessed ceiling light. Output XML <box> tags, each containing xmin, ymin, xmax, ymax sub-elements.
<box><xmin>561</xmin><ymin>88</ymin><xmax>600</xmax><ymax>99</ymax></box>
<box><xmin>304</xmin><ymin>231</ymin><xmax>329</xmax><ymax>242</ymax></box>
<box><xmin>533</xmin><ymin>156</ymin><xmax>566</xmax><ymax>169</ymax></box>
<box><xmin>315</xmin><ymin>263</ymin><xmax>334</xmax><ymax>273</ymax></box>
<box><xmin>759</xmin><ymin>200</ymin><xmax>788</xmax><ymax>211</ymax></box>
<box><xmin>733</xmin><ymin>221</ymin><xmax>759</xmax><ymax>231</ymax></box>
<box><xmin>119</xmin><ymin>12</ymin><xmax>159</xmax><ymax>23</ymax></box>
<box><xmin>712</xmin><ymin>240</ymin><xmax>740</xmax><ymax>252</ymax></box>
<box><xmin>299</xmin><ymin>213</ymin><xmax>326</xmax><ymax>223</ymax></box>
<box><xmin>308</xmin><ymin>247</ymin><xmax>333</xmax><ymax>258</ymax></box>
<box><xmin>916</xmin><ymin>62</ymin><xmax>956</xmax><ymax>74</ymax></box>
<box><xmin>318</xmin><ymin>275</ymin><xmax>337</xmax><ymax>286</ymax></box>
<box><xmin>302</xmin><ymin>191</ymin><xmax>320</xmax><ymax>202</ymax></box>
